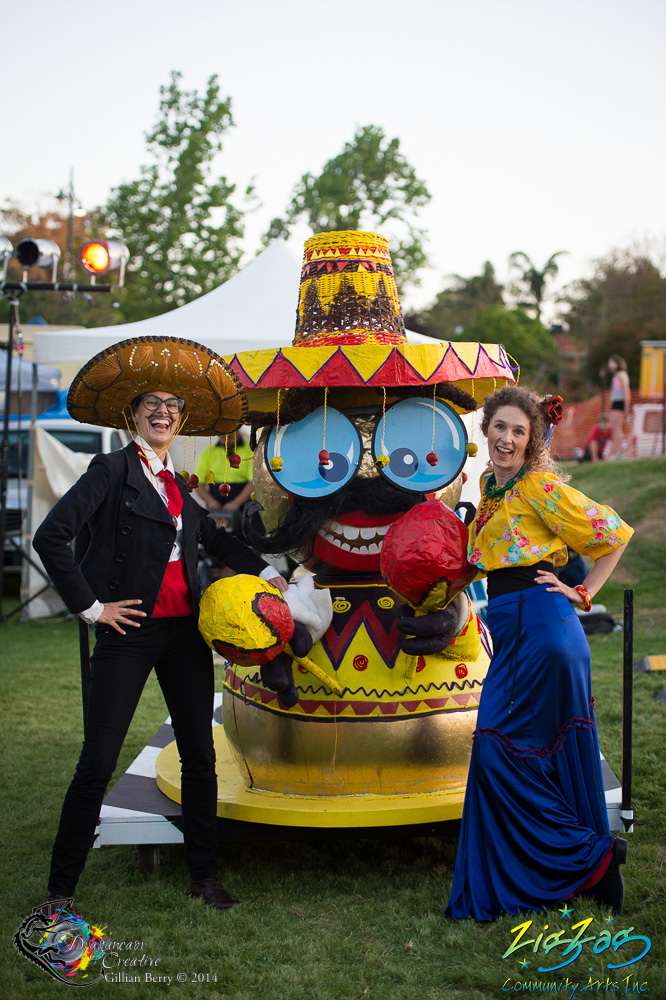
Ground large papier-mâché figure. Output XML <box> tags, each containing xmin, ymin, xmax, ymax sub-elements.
<box><xmin>201</xmin><ymin>232</ymin><xmax>520</xmax><ymax>813</ymax></box>
<box><xmin>156</xmin><ymin>232</ymin><xmax>518</xmax><ymax>824</ymax></box>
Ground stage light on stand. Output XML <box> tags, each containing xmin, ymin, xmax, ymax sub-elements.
<box><xmin>0</xmin><ymin>236</ymin><xmax>13</xmax><ymax>280</ymax></box>
<box><xmin>80</xmin><ymin>240</ymin><xmax>129</xmax><ymax>286</ymax></box>
<box><xmin>15</xmin><ymin>238</ymin><xmax>61</xmax><ymax>281</ymax></box>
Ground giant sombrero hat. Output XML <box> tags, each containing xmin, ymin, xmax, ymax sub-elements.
<box><xmin>68</xmin><ymin>336</ymin><xmax>248</xmax><ymax>435</ymax></box>
<box><xmin>225</xmin><ymin>231</ymin><xmax>517</xmax><ymax>412</ymax></box>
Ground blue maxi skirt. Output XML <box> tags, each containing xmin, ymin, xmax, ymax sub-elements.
<box><xmin>446</xmin><ymin>586</ymin><xmax>613</xmax><ymax>921</ymax></box>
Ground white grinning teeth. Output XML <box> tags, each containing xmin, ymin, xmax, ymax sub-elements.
<box><xmin>320</xmin><ymin>520</ymin><xmax>389</xmax><ymax>554</ymax></box>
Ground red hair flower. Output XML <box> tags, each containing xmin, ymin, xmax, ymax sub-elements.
<box><xmin>542</xmin><ymin>395</ymin><xmax>564</xmax><ymax>425</ymax></box>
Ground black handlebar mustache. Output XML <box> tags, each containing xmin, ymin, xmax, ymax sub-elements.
<box><xmin>242</xmin><ymin>475</ymin><xmax>427</xmax><ymax>556</ymax></box>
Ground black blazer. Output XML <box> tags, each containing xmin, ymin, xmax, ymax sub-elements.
<box><xmin>33</xmin><ymin>442</ymin><xmax>268</xmax><ymax>616</ymax></box>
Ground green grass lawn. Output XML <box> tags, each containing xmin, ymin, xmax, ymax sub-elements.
<box><xmin>2</xmin><ymin>457</ymin><xmax>665</xmax><ymax>998</ymax></box>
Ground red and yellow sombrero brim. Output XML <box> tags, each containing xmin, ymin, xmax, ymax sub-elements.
<box><xmin>224</xmin><ymin>339</ymin><xmax>517</xmax><ymax>413</ymax></box>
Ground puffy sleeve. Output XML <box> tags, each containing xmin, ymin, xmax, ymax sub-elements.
<box><xmin>522</xmin><ymin>474</ymin><xmax>633</xmax><ymax>561</ymax></box>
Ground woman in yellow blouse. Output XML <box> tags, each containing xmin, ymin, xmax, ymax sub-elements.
<box><xmin>446</xmin><ymin>385</ymin><xmax>633</xmax><ymax>921</ymax></box>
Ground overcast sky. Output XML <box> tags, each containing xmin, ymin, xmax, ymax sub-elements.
<box><xmin>2</xmin><ymin>0</ymin><xmax>664</xmax><ymax>317</ymax></box>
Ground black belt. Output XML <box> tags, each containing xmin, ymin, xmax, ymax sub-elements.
<box><xmin>486</xmin><ymin>561</ymin><xmax>554</xmax><ymax>602</ymax></box>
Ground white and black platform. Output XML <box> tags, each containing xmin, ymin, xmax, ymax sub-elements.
<box><xmin>93</xmin><ymin>691</ymin><xmax>628</xmax><ymax>870</ymax></box>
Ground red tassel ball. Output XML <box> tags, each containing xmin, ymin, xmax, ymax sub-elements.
<box><xmin>219</xmin><ymin>484</ymin><xmax>231</xmax><ymax>497</ymax></box>
<box><xmin>426</xmin><ymin>452</ymin><xmax>439</xmax><ymax>466</ymax></box>
<box><xmin>229</xmin><ymin>453</ymin><xmax>241</xmax><ymax>469</ymax></box>
<box><xmin>319</xmin><ymin>449</ymin><xmax>330</xmax><ymax>465</ymax></box>
<box><xmin>186</xmin><ymin>474</ymin><xmax>199</xmax><ymax>493</ymax></box>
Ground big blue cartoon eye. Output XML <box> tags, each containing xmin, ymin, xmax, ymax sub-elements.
<box><xmin>372</xmin><ymin>397</ymin><xmax>468</xmax><ymax>493</ymax></box>
<box><xmin>265</xmin><ymin>407</ymin><xmax>361</xmax><ymax>499</ymax></box>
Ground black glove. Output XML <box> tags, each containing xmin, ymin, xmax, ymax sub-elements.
<box><xmin>260</xmin><ymin>653</ymin><xmax>299</xmax><ymax>707</ymax></box>
<box><xmin>455</xmin><ymin>501</ymin><xmax>477</xmax><ymax>526</ymax></box>
<box><xmin>396</xmin><ymin>603</ymin><xmax>461</xmax><ymax>656</ymax></box>
<box><xmin>290</xmin><ymin>620</ymin><xmax>314</xmax><ymax>659</ymax></box>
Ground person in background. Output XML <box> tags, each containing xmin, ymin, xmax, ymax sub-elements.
<box><xmin>575</xmin><ymin>413</ymin><xmax>612</xmax><ymax>463</ymax></box>
<box><xmin>33</xmin><ymin>337</ymin><xmax>287</xmax><ymax>915</ymax></box>
<box><xmin>605</xmin><ymin>356</ymin><xmax>631</xmax><ymax>459</ymax></box>
<box><xmin>195</xmin><ymin>433</ymin><xmax>254</xmax><ymax>514</ymax></box>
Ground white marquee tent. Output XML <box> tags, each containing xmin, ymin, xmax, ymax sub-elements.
<box><xmin>31</xmin><ymin>238</ymin><xmax>438</xmax><ymax>367</ymax></box>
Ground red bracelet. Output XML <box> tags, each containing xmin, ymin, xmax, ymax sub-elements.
<box><xmin>574</xmin><ymin>585</ymin><xmax>592</xmax><ymax>612</ymax></box>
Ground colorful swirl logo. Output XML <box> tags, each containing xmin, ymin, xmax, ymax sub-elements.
<box><xmin>14</xmin><ymin>902</ymin><xmax>108</xmax><ymax>987</ymax></box>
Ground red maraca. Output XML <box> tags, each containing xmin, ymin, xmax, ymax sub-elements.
<box><xmin>380</xmin><ymin>499</ymin><xmax>476</xmax><ymax>613</ymax></box>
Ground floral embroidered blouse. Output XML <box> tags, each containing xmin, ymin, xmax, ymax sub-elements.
<box><xmin>468</xmin><ymin>470</ymin><xmax>633</xmax><ymax>574</ymax></box>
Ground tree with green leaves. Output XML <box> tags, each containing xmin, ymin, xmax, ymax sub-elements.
<box><xmin>459</xmin><ymin>305</ymin><xmax>558</xmax><ymax>388</ymax></box>
<box><xmin>564</xmin><ymin>247</ymin><xmax>666</xmax><ymax>388</ymax></box>
<box><xmin>101</xmin><ymin>72</ymin><xmax>248</xmax><ymax>323</ymax></box>
<box><xmin>264</xmin><ymin>125</ymin><xmax>431</xmax><ymax>289</ymax></box>
<box><xmin>414</xmin><ymin>261</ymin><xmax>504</xmax><ymax>340</ymax></box>
<box><xmin>508</xmin><ymin>250</ymin><xmax>567</xmax><ymax>321</ymax></box>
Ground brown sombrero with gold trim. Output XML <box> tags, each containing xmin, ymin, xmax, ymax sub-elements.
<box><xmin>67</xmin><ymin>336</ymin><xmax>248</xmax><ymax>435</ymax></box>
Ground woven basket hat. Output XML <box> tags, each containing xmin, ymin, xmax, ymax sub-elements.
<box><xmin>67</xmin><ymin>336</ymin><xmax>248</xmax><ymax>435</ymax></box>
<box><xmin>226</xmin><ymin>231</ymin><xmax>517</xmax><ymax>411</ymax></box>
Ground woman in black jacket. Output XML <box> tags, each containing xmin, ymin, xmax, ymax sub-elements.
<box><xmin>33</xmin><ymin>336</ymin><xmax>286</xmax><ymax>912</ymax></box>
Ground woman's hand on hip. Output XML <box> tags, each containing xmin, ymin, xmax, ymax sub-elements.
<box><xmin>535</xmin><ymin>570</ymin><xmax>584</xmax><ymax>606</ymax></box>
<box><xmin>98</xmin><ymin>600</ymin><xmax>146</xmax><ymax>635</ymax></box>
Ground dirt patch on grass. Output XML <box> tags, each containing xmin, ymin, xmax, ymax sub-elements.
<box><xmin>614</xmin><ymin>564</ymin><xmax>639</xmax><ymax>585</ymax></box>
<box><xmin>632</xmin><ymin>512</ymin><xmax>666</xmax><ymax>542</ymax></box>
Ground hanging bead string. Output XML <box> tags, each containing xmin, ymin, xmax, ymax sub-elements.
<box><xmin>426</xmin><ymin>384</ymin><xmax>438</xmax><ymax>466</ymax></box>
<box><xmin>466</xmin><ymin>407</ymin><xmax>478</xmax><ymax>456</ymax></box>
<box><xmin>319</xmin><ymin>387</ymin><xmax>329</xmax><ymax>465</ymax></box>
<box><xmin>270</xmin><ymin>390</ymin><xmax>283</xmax><ymax>470</ymax></box>
<box><xmin>218</xmin><ymin>438</ymin><xmax>230</xmax><ymax>498</ymax></box>
<box><xmin>376</xmin><ymin>387</ymin><xmax>389</xmax><ymax>467</ymax></box>
<box><xmin>181</xmin><ymin>433</ymin><xmax>193</xmax><ymax>481</ymax></box>
<box><xmin>229</xmin><ymin>430</ymin><xmax>241</xmax><ymax>470</ymax></box>
<box><xmin>205</xmin><ymin>436</ymin><xmax>215</xmax><ymax>485</ymax></box>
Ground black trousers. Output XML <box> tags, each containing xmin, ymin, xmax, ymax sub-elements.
<box><xmin>48</xmin><ymin>617</ymin><xmax>218</xmax><ymax>896</ymax></box>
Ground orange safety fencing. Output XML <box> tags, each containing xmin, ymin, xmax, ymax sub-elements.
<box><xmin>551</xmin><ymin>391</ymin><xmax>665</xmax><ymax>460</ymax></box>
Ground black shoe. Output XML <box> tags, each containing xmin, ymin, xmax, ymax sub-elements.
<box><xmin>589</xmin><ymin>838</ymin><xmax>627</xmax><ymax>913</ymax></box>
<box><xmin>189</xmin><ymin>878</ymin><xmax>241</xmax><ymax>910</ymax></box>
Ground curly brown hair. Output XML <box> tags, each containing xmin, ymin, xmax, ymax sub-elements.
<box><xmin>481</xmin><ymin>385</ymin><xmax>560</xmax><ymax>475</ymax></box>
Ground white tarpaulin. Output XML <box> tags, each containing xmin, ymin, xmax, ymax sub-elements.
<box><xmin>26</xmin><ymin>427</ymin><xmax>93</xmax><ymax>618</ymax></box>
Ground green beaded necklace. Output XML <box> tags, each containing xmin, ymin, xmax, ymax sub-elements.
<box><xmin>483</xmin><ymin>465</ymin><xmax>528</xmax><ymax>499</ymax></box>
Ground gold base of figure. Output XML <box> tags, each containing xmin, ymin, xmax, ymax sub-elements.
<box><xmin>155</xmin><ymin>725</ymin><xmax>467</xmax><ymax>827</ymax></box>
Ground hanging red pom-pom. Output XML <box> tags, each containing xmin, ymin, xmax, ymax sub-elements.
<box><xmin>186</xmin><ymin>474</ymin><xmax>199</xmax><ymax>493</ymax></box>
<box><xmin>229</xmin><ymin>453</ymin><xmax>241</xmax><ymax>469</ymax></box>
<box><xmin>319</xmin><ymin>449</ymin><xmax>330</xmax><ymax>465</ymax></box>
<box><xmin>426</xmin><ymin>452</ymin><xmax>439</xmax><ymax>466</ymax></box>
<box><xmin>219</xmin><ymin>483</ymin><xmax>231</xmax><ymax>497</ymax></box>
